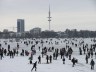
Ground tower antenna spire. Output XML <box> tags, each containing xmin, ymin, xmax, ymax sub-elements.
<box><xmin>48</xmin><ymin>4</ymin><xmax>52</xmax><ymax>31</ymax></box>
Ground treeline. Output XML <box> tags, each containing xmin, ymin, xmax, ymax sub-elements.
<box><xmin>65</xmin><ymin>29</ymin><xmax>96</xmax><ymax>38</ymax></box>
<box><xmin>0</xmin><ymin>29</ymin><xmax>96</xmax><ymax>38</ymax></box>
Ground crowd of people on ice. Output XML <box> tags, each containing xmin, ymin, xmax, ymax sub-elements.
<box><xmin>0</xmin><ymin>38</ymin><xmax>96</xmax><ymax>71</ymax></box>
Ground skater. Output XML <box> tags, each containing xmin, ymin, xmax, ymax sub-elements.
<box><xmin>0</xmin><ymin>50</ymin><xmax>3</xmax><ymax>60</ymax></box>
<box><xmin>41</xmin><ymin>49</ymin><xmax>44</xmax><ymax>58</ymax></box>
<box><xmin>30</xmin><ymin>60</ymin><xmax>32</xmax><ymax>64</ymax></box>
<box><xmin>56</xmin><ymin>52</ymin><xmax>58</xmax><ymax>60</ymax></box>
<box><xmin>38</xmin><ymin>55</ymin><xmax>41</xmax><ymax>64</ymax></box>
<box><xmin>91</xmin><ymin>52</ymin><xmax>93</xmax><ymax>58</ymax></box>
<box><xmin>53</xmin><ymin>52</ymin><xmax>55</xmax><ymax>60</ymax></box>
<box><xmin>31</xmin><ymin>61</ymin><xmax>37</xmax><ymax>72</ymax></box>
<box><xmin>8</xmin><ymin>45</ymin><xmax>10</xmax><ymax>50</ymax></box>
<box><xmin>83</xmin><ymin>47</ymin><xmax>86</xmax><ymax>54</ymax></box>
<box><xmin>16</xmin><ymin>50</ymin><xmax>19</xmax><ymax>56</ymax></box>
<box><xmin>79</xmin><ymin>47</ymin><xmax>82</xmax><ymax>55</ymax></box>
<box><xmin>46</xmin><ymin>55</ymin><xmax>49</xmax><ymax>64</ymax></box>
<box><xmin>69</xmin><ymin>54</ymin><xmax>71</xmax><ymax>60</ymax></box>
<box><xmin>88</xmin><ymin>51</ymin><xmax>90</xmax><ymax>58</ymax></box>
<box><xmin>62</xmin><ymin>57</ymin><xmax>65</xmax><ymax>64</ymax></box>
<box><xmin>29</xmin><ymin>52</ymin><xmax>33</xmax><ymax>64</ymax></box>
<box><xmin>39</xmin><ymin>47</ymin><xmax>40</xmax><ymax>51</ymax></box>
<box><xmin>90</xmin><ymin>59</ymin><xmax>95</xmax><ymax>70</ymax></box>
<box><xmin>4</xmin><ymin>49</ymin><xmax>7</xmax><ymax>56</ymax></box>
<box><xmin>95</xmin><ymin>52</ymin><xmax>96</xmax><ymax>59</ymax></box>
<box><xmin>85</xmin><ymin>55</ymin><xmax>88</xmax><ymax>64</ymax></box>
<box><xmin>71</xmin><ymin>57</ymin><xmax>76</xmax><ymax>67</ymax></box>
<box><xmin>49</xmin><ymin>55</ymin><xmax>52</xmax><ymax>63</ymax></box>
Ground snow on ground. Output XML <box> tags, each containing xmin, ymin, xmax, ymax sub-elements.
<box><xmin>0</xmin><ymin>38</ymin><xmax>96</xmax><ymax>72</ymax></box>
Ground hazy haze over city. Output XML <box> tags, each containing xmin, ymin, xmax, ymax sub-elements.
<box><xmin>0</xmin><ymin>0</ymin><xmax>96</xmax><ymax>32</ymax></box>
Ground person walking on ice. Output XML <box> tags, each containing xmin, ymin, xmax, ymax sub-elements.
<box><xmin>38</xmin><ymin>55</ymin><xmax>41</xmax><ymax>64</ymax></box>
<box><xmin>90</xmin><ymin>59</ymin><xmax>95</xmax><ymax>70</ymax></box>
<box><xmin>31</xmin><ymin>61</ymin><xmax>37</xmax><ymax>72</ymax></box>
<box><xmin>62</xmin><ymin>57</ymin><xmax>65</xmax><ymax>64</ymax></box>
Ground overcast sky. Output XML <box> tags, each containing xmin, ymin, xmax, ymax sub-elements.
<box><xmin>0</xmin><ymin>0</ymin><xmax>96</xmax><ymax>32</ymax></box>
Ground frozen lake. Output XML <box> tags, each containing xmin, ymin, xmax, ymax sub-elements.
<box><xmin>0</xmin><ymin>38</ymin><xmax>96</xmax><ymax>72</ymax></box>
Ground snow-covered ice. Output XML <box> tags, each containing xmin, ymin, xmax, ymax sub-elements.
<box><xmin>0</xmin><ymin>38</ymin><xmax>96</xmax><ymax>72</ymax></box>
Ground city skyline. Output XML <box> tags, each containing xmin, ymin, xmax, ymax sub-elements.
<box><xmin>0</xmin><ymin>0</ymin><xmax>96</xmax><ymax>32</ymax></box>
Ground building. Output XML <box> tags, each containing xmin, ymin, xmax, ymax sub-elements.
<box><xmin>30</xmin><ymin>27</ymin><xmax>41</xmax><ymax>37</ymax></box>
<box><xmin>17</xmin><ymin>19</ymin><xmax>25</xmax><ymax>33</ymax></box>
<box><xmin>3</xmin><ymin>29</ymin><xmax>8</xmax><ymax>33</ymax></box>
<box><xmin>30</xmin><ymin>27</ymin><xmax>41</xmax><ymax>34</ymax></box>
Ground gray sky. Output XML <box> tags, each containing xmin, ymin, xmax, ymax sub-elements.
<box><xmin>0</xmin><ymin>0</ymin><xmax>96</xmax><ymax>32</ymax></box>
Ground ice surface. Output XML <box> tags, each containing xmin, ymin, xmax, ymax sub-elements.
<box><xmin>0</xmin><ymin>38</ymin><xmax>96</xmax><ymax>72</ymax></box>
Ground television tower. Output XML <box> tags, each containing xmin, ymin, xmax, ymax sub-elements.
<box><xmin>48</xmin><ymin>5</ymin><xmax>52</xmax><ymax>31</ymax></box>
